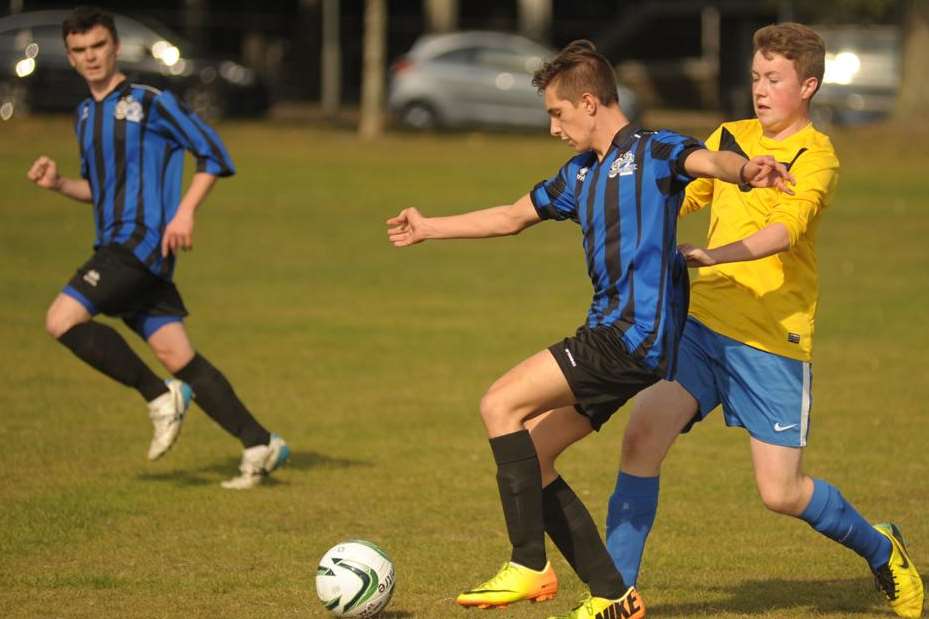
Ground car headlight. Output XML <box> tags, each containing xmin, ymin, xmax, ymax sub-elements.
<box><xmin>152</xmin><ymin>40</ymin><xmax>182</xmax><ymax>67</ymax></box>
<box><xmin>824</xmin><ymin>51</ymin><xmax>861</xmax><ymax>85</ymax></box>
<box><xmin>15</xmin><ymin>57</ymin><xmax>35</xmax><ymax>78</ymax></box>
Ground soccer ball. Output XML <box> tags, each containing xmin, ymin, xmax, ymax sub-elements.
<box><xmin>315</xmin><ymin>540</ymin><xmax>395</xmax><ymax>617</ymax></box>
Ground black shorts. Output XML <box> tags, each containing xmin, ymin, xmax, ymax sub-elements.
<box><xmin>62</xmin><ymin>245</ymin><xmax>188</xmax><ymax>339</ymax></box>
<box><xmin>548</xmin><ymin>325</ymin><xmax>662</xmax><ymax>431</ymax></box>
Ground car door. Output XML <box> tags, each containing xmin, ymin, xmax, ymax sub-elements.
<box><xmin>469</xmin><ymin>46</ymin><xmax>548</xmax><ymax>127</ymax></box>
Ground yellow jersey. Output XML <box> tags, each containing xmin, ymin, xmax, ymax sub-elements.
<box><xmin>683</xmin><ymin>119</ymin><xmax>839</xmax><ymax>361</ymax></box>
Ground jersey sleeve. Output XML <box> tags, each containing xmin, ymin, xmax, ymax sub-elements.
<box><xmin>680</xmin><ymin>126</ymin><xmax>723</xmax><ymax>217</ymax></box>
<box><xmin>766</xmin><ymin>147</ymin><xmax>839</xmax><ymax>246</ymax></box>
<box><xmin>149</xmin><ymin>91</ymin><xmax>235</xmax><ymax>177</ymax></box>
<box><xmin>529</xmin><ymin>158</ymin><xmax>581</xmax><ymax>221</ymax></box>
<box><xmin>652</xmin><ymin>130</ymin><xmax>706</xmax><ymax>195</ymax></box>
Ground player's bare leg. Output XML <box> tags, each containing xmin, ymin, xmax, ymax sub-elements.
<box><xmin>45</xmin><ymin>293</ymin><xmax>92</xmax><ymax>338</ymax></box>
<box><xmin>479</xmin><ymin>349</ymin><xmax>576</xmax><ymax>439</ymax></box>
<box><xmin>749</xmin><ymin>439</ymin><xmax>813</xmax><ymax>516</ymax></box>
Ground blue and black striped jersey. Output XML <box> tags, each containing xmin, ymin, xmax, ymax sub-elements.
<box><xmin>73</xmin><ymin>80</ymin><xmax>235</xmax><ymax>279</ymax></box>
<box><xmin>530</xmin><ymin>124</ymin><xmax>704</xmax><ymax>377</ymax></box>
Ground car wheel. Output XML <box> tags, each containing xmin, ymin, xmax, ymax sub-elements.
<box><xmin>399</xmin><ymin>101</ymin><xmax>440</xmax><ymax>130</ymax></box>
<box><xmin>183</xmin><ymin>86</ymin><xmax>225</xmax><ymax>121</ymax></box>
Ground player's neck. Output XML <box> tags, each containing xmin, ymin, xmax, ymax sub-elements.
<box><xmin>593</xmin><ymin>107</ymin><xmax>629</xmax><ymax>160</ymax></box>
<box><xmin>762</xmin><ymin>112</ymin><xmax>811</xmax><ymax>141</ymax></box>
<box><xmin>87</xmin><ymin>71</ymin><xmax>127</xmax><ymax>102</ymax></box>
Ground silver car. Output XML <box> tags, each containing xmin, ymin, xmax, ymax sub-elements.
<box><xmin>813</xmin><ymin>26</ymin><xmax>900</xmax><ymax>125</ymax></box>
<box><xmin>389</xmin><ymin>31</ymin><xmax>639</xmax><ymax>131</ymax></box>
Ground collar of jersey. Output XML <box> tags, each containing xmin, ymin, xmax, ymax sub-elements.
<box><xmin>611</xmin><ymin>122</ymin><xmax>643</xmax><ymax>151</ymax></box>
<box><xmin>96</xmin><ymin>78</ymin><xmax>132</xmax><ymax>103</ymax></box>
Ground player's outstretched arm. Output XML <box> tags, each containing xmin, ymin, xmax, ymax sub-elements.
<box><xmin>26</xmin><ymin>156</ymin><xmax>92</xmax><ymax>203</ymax></box>
<box><xmin>679</xmin><ymin>223</ymin><xmax>790</xmax><ymax>267</ymax></box>
<box><xmin>684</xmin><ymin>150</ymin><xmax>795</xmax><ymax>194</ymax></box>
<box><xmin>161</xmin><ymin>172</ymin><xmax>217</xmax><ymax>257</ymax></box>
<box><xmin>386</xmin><ymin>193</ymin><xmax>541</xmax><ymax>247</ymax></box>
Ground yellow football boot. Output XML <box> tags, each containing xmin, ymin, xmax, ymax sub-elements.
<box><xmin>873</xmin><ymin>523</ymin><xmax>924</xmax><ymax>618</ymax></box>
<box><xmin>455</xmin><ymin>561</ymin><xmax>557</xmax><ymax>609</ymax></box>
<box><xmin>547</xmin><ymin>587</ymin><xmax>646</xmax><ymax>619</ymax></box>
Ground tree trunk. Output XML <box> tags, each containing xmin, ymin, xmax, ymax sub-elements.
<box><xmin>424</xmin><ymin>0</ymin><xmax>458</xmax><ymax>33</ymax></box>
<box><xmin>184</xmin><ymin>0</ymin><xmax>207</xmax><ymax>56</ymax></box>
<box><xmin>894</xmin><ymin>0</ymin><xmax>929</xmax><ymax>121</ymax></box>
<box><xmin>321</xmin><ymin>0</ymin><xmax>342</xmax><ymax>119</ymax></box>
<box><xmin>359</xmin><ymin>0</ymin><xmax>387</xmax><ymax>139</ymax></box>
<box><xmin>517</xmin><ymin>0</ymin><xmax>552</xmax><ymax>44</ymax></box>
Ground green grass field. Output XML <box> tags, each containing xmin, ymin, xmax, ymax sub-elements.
<box><xmin>1</xmin><ymin>115</ymin><xmax>927</xmax><ymax>618</ymax></box>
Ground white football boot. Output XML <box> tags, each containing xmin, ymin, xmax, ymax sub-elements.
<box><xmin>221</xmin><ymin>434</ymin><xmax>290</xmax><ymax>489</ymax></box>
<box><xmin>147</xmin><ymin>379</ymin><xmax>193</xmax><ymax>461</ymax></box>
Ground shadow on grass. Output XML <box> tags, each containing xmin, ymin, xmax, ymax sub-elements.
<box><xmin>378</xmin><ymin>611</ymin><xmax>414</xmax><ymax>618</ymax></box>
<box><xmin>136</xmin><ymin>450</ymin><xmax>371</xmax><ymax>486</ymax></box>
<box><xmin>650</xmin><ymin>576</ymin><xmax>921</xmax><ymax>616</ymax></box>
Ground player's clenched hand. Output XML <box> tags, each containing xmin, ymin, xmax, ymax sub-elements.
<box><xmin>27</xmin><ymin>156</ymin><xmax>61</xmax><ymax>190</ymax></box>
<box><xmin>679</xmin><ymin>243</ymin><xmax>716</xmax><ymax>267</ymax></box>
<box><xmin>386</xmin><ymin>207</ymin><xmax>428</xmax><ymax>247</ymax></box>
<box><xmin>161</xmin><ymin>211</ymin><xmax>195</xmax><ymax>257</ymax></box>
<box><xmin>742</xmin><ymin>155</ymin><xmax>796</xmax><ymax>195</ymax></box>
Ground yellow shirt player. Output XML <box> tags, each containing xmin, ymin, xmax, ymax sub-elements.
<box><xmin>604</xmin><ymin>23</ymin><xmax>924</xmax><ymax>619</ymax></box>
<box><xmin>684</xmin><ymin>119</ymin><xmax>838</xmax><ymax>361</ymax></box>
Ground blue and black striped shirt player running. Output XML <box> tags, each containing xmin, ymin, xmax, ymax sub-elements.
<box><xmin>30</xmin><ymin>6</ymin><xmax>287</xmax><ymax>489</ymax></box>
<box><xmin>70</xmin><ymin>80</ymin><xmax>233</xmax><ymax>283</ymax></box>
<box><xmin>531</xmin><ymin>123</ymin><xmax>703</xmax><ymax>384</ymax></box>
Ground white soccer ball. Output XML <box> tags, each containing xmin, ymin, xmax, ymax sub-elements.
<box><xmin>315</xmin><ymin>540</ymin><xmax>395</xmax><ymax>617</ymax></box>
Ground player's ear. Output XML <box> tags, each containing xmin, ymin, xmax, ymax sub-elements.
<box><xmin>581</xmin><ymin>92</ymin><xmax>597</xmax><ymax>115</ymax></box>
<box><xmin>800</xmin><ymin>76</ymin><xmax>818</xmax><ymax>101</ymax></box>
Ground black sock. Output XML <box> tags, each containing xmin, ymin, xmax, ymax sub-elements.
<box><xmin>58</xmin><ymin>321</ymin><xmax>167</xmax><ymax>402</ymax></box>
<box><xmin>543</xmin><ymin>476</ymin><xmax>626</xmax><ymax>599</ymax></box>
<box><xmin>489</xmin><ymin>430</ymin><xmax>546</xmax><ymax>571</ymax></box>
<box><xmin>174</xmin><ymin>353</ymin><xmax>270</xmax><ymax>448</ymax></box>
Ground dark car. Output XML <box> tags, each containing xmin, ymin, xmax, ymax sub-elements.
<box><xmin>0</xmin><ymin>10</ymin><xmax>269</xmax><ymax>121</ymax></box>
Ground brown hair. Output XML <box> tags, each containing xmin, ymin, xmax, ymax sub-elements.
<box><xmin>531</xmin><ymin>39</ymin><xmax>618</xmax><ymax>106</ymax></box>
<box><xmin>753</xmin><ymin>23</ymin><xmax>825</xmax><ymax>94</ymax></box>
<box><xmin>62</xmin><ymin>6</ymin><xmax>119</xmax><ymax>45</ymax></box>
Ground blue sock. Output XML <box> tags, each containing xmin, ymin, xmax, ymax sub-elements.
<box><xmin>605</xmin><ymin>471</ymin><xmax>659</xmax><ymax>586</ymax></box>
<box><xmin>800</xmin><ymin>478</ymin><xmax>891</xmax><ymax>570</ymax></box>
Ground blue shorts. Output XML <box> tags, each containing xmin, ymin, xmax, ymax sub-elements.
<box><xmin>674</xmin><ymin>317</ymin><xmax>812</xmax><ymax>448</ymax></box>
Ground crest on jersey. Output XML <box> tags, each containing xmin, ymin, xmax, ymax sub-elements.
<box><xmin>609</xmin><ymin>150</ymin><xmax>635</xmax><ymax>178</ymax></box>
<box><xmin>80</xmin><ymin>104</ymin><xmax>89</xmax><ymax>121</ymax></box>
<box><xmin>576</xmin><ymin>166</ymin><xmax>589</xmax><ymax>182</ymax></box>
<box><xmin>114</xmin><ymin>95</ymin><xmax>144</xmax><ymax>123</ymax></box>
<box><xmin>609</xmin><ymin>151</ymin><xmax>637</xmax><ymax>178</ymax></box>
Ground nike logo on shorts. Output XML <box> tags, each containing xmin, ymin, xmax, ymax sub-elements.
<box><xmin>773</xmin><ymin>422</ymin><xmax>798</xmax><ymax>432</ymax></box>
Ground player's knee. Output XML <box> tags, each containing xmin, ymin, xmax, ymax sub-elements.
<box><xmin>479</xmin><ymin>388</ymin><xmax>517</xmax><ymax>427</ymax></box>
<box><xmin>621</xmin><ymin>419</ymin><xmax>665</xmax><ymax>468</ymax></box>
<box><xmin>152</xmin><ymin>347</ymin><xmax>191</xmax><ymax>374</ymax></box>
<box><xmin>758</xmin><ymin>484</ymin><xmax>805</xmax><ymax>516</ymax></box>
